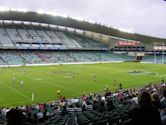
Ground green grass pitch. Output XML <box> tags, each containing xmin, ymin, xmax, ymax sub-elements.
<box><xmin>0</xmin><ymin>62</ymin><xmax>165</xmax><ymax>107</ymax></box>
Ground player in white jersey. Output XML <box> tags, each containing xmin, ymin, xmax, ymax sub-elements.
<box><xmin>12</xmin><ymin>76</ymin><xmax>16</xmax><ymax>82</ymax></box>
<box><xmin>20</xmin><ymin>80</ymin><xmax>24</xmax><ymax>87</ymax></box>
<box><xmin>12</xmin><ymin>73</ymin><xmax>16</xmax><ymax>85</ymax></box>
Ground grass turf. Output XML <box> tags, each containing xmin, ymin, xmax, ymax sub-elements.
<box><xmin>0</xmin><ymin>62</ymin><xmax>165</xmax><ymax>107</ymax></box>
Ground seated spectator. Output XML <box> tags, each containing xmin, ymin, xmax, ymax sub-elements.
<box><xmin>151</xmin><ymin>92</ymin><xmax>161</xmax><ymax>110</ymax></box>
<box><xmin>106</xmin><ymin>99</ymin><xmax>115</xmax><ymax>111</ymax></box>
<box><xmin>98</xmin><ymin>101</ymin><xmax>106</xmax><ymax>113</ymax></box>
<box><xmin>6</xmin><ymin>109</ymin><xmax>26</xmax><ymax>125</ymax></box>
<box><xmin>26</xmin><ymin>112</ymin><xmax>33</xmax><ymax>124</ymax></box>
<box><xmin>127</xmin><ymin>91</ymin><xmax>162</xmax><ymax>125</ymax></box>
<box><xmin>37</xmin><ymin>109</ymin><xmax>44</xmax><ymax>119</ymax></box>
<box><xmin>32</xmin><ymin>113</ymin><xmax>38</xmax><ymax>124</ymax></box>
<box><xmin>82</xmin><ymin>101</ymin><xmax>87</xmax><ymax>112</ymax></box>
<box><xmin>43</xmin><ymin>109</ymin><xmax>48</xmax><ymax>121</ymax></box>
<box><xmin>160</xmin><ymin>109</ymin><xmax>166</xmax><ymax>125</ymax></box>
<box><xmin>93</xmin><ymin>100</ymin><xmax>99</xmax><ymax>110</ymax></box>
<box><xmin>160</xmin><ymin>89</ymin><xmax>166</xmax><ymax>109</ymax></box>
<box><xmin>62</xmin><ymin>106</ymin><xmax>68</xmax><ymax>115</ymax></box>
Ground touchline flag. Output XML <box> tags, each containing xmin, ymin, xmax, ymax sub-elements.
<box><xmin>32</xmin><ymin>92</ymin><xmax>34</xmax><ymax>102</ymax></box>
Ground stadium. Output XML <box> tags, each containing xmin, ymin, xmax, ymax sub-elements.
<box><xmin>0</xmin><ymin>5</ymin><xmax>166</xmax><ymax>125</ymax></box>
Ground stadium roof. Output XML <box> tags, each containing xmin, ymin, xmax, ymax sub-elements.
<box><xmin>0</xmin><ymin>11</ymin><xmax>165</xmax><ymax>43</ymax></box>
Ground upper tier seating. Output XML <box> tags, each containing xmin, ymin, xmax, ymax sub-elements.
<box><xmin>6</xmin><ymin>28</ymin><xmax>22</xmax><ymax>42</ymax></box>
<box><xmin>17</xmin><ymin>29</ymin><xmax>33</xmax><ymax>42</ymax></box>
<box><xmin>0</xmin><ymin>50</ymin><xmax>133</xmax><ymax>65</ymax></box>
<box><xmin>0</xmin><ymin>27</ymin><xmax>108</xmax><ymax>49</ymax></box>
<box><xmin>0</xmin><ymin>28</ymin><xmax>14</xmax><ymax>47</ymax></box>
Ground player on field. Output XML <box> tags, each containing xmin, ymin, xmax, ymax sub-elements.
<box><xmin>12</xmin><ymin>73</ymin><xmax>16</xmax><ymax>80</ymax></box>
<box><xmin>93</xmin><ymin>74</ymin><xmax>97</xmax><ymax>82</ymax></box>
<box><xmin>12</xmin><ymin>73</ymin><xmax>16</xmax><ymax>85</ymax></box>
<box><xmin>20</xmin><ymin>80</ymin><xmax>24</xmax><ymax>87</ymax></box>
<box><xmin>104</xmin><ymin>85</ymin><xmax>109</xmax><ymax>92</ymax></box>
<box><xmin>22</xmin><ymin>69</ymin><xmax>26</xmax><ymax>75</ymax></box>
<box><xmin>12</xmin><ymin>75</ymin><xmax>16</xmax><ymax>83</ymax></box>
<box><xmin>57</xmin><ymin>89</ymin><xmax>61</xmax><ymax>95</ymax></box>
<box><xmin>119</xmin><ymin>83</ymin><xmax>123</xmax><ymax>90</ymax></box>
<box><xmin>57</xmin><ymin>89</ymin><xmax>61</xmax><ymax>101</ymax></box>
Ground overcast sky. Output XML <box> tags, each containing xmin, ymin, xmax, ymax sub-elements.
<box><xmin>0</xmin><ymin>0</ymin><xmax>166</xmax><ymax>38</ymax></box>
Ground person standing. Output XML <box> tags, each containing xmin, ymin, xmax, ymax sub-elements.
<box><xmin>12</xmin><ymin>74</ymin><xmax>16</xmax><ymax>85</ymax></box>
<box><xmin>57</xmin><ymin>89</ymin><xmax>61</xmax><ymax>95</ymax></box>
<box><xmin>119</xmin><ymin>83</ymin><xmax>123</xmax><ymax>90</ymax></box>
<box><xmin>20</xmin><ymin>80</ymin><xmax>24</xmax><ymax>88</ymax></box>
<box><xmin>93</xmin><ymin>74</ymin><xmax>97</xmax><ymax>82</ymax></box>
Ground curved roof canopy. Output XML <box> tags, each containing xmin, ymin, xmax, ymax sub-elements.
<box><xmin>0</xmin><ymin>11</ymin><xmax>165</xmax><ymax>43</ymax></box>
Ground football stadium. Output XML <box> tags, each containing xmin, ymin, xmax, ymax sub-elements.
<box><xmin>0</xmin><ymin>1</ymin><xmax>166</xmax><ymax>125</ymax></box>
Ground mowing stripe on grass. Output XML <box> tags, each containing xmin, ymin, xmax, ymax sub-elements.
<box><xmin>24</xmin><ymin>68</ymin><xmax>80</xmax><ymax>94</ymax></box>
<box><xmin>26</xmin><ymin>75</ymin><xmax>79</xmax><ymax>94</ymax></box>
<box><xmin>0</xmin><ymin>81</ymin><xmax>31</xmax><ymax>100</ymax></box>
<box><xmin>22</xmin><ymin>70</ymin><xmax>80</xmax><ymax>94</ymax></box>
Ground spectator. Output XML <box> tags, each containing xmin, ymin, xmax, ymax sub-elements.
<box><xmin>151</xmin><ymin>92</ymin><xmax>161</xmax><ymax>110</ymax></box>
<box><xmin>127</xmin><ymin>91</ymin><xmax>162</xmax><ymax>125</ymax></box>
<box><xmin>43</xmin><ymin>109</ymin><xmax>48</xmax><ymax>121</ymax></box>
<box><xmin>62</xmin><ymin>106</ymin><xmax>68</xmax><ymax>115</ymax></box>
<box><xmin>37</xmin><ymin>109</ymin><xmax>43</xmax><ymax>119</ymax></box>
<box><xmin>98</xmin><ymin>101</ymin><xmax>106</xmax><ymax>113</ymax></box>
<box><xmin>160</xmin><ymin>89</ymin><xmax>166</xmax><ymax>109</ymax></box>
<box><xmin>107</xmin><ymin>99</ymin><xmax>115</xmax><ymax>111</ymax></box>
<box><xmin>26</xmin><ymin>112</ymin><xmax>33</xmax><ymax>124</ymax></box>
<box><xmin>32</xmin><ymin>113</ymin><xmax>38</xmax><ymax>124</ymax></box>
<box><xmin>6</xmin><ymin>109</ymin><xmax>26</xmax><ymax>125</ymax></box>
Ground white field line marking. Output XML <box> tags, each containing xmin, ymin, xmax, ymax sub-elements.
<box><xmin>33</xmin><ymin>78</ymin><xmax>43</xmax><ymax>81</ymax></box>
<box><xmin>0</xmin><ymin>81</ymin><xmax>31</xmax><ymax>100</ymax></box>
<box><xmin>23</xmin><ymin>69</ymin><xmax>79</xmax><ymax>94</ymax></box>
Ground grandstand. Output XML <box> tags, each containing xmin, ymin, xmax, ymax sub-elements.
<box><xmin>0</xmin><ymin>10</ymin><xmax>166</xmax><ymax>125</ymax></box>
<box><xmin>0</xmin><ymin>11</ymin><xmax>165</xmax><ymax>66</ymax></box>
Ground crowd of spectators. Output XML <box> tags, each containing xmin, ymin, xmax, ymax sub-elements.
<box><xmin>0</xmin><ymin>80</ymin><xmax>166</xmax><ymax>125</ymax></box>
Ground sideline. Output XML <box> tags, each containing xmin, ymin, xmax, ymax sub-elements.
<box><xmin>0</xmin><ymin>61</ymin><xmax>124</xmax><ymax>67</ymax></box>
